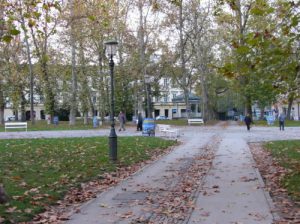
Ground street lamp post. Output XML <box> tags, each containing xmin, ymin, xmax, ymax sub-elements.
<box><xmin>145</xmin><ymin>75</ymin><xmax>152</xmax><ymax>118</ymax></box>
<box><xmin>105</xmin><ymin>40</ymin><xmax>118</xmax><ymax>161</ymax></box>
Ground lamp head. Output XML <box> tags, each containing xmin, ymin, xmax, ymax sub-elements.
<box><xmin>105</xmin><ymin>40</ymin><xmax>118</xmax><ymax>57</ymax></box>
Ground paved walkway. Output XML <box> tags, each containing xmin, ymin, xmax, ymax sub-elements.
<box><xmin>2</xmin><ymin>122</ymin><xmax>299</xmax><ymax>223</ymax></box>
<box><xmin>63</xmin><ymin>123</ymin><xmax>299</xmax><ymax>224</ymax></box>
<box><xmin>0</xmin><ymin>127</ymin><xmax>140</xmax><ymax>139</ymax></box>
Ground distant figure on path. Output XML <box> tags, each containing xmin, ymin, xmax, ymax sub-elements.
<box><xmin>118</xmin><ymin>111</ymin><xmax>126</xmax><ymax>131</ymax></box>
<box><xmin>244</xmin><ymin>114</ymin><xmax>252</xmax><ymax>131</ymax></box>
<box><xmin>137</xmin><ymin>113</ymin><xmax>143</xmax><ymax>131</ymax></box>
<box><xmin>279</xmin><ymin>112</ymin><xmax>286</xmax><ymax>131</ymax></box>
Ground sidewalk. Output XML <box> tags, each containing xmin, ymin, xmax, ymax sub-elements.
<box><xmin>187</xmin><ymin>133</ymin><xmax>274</xmax><ymax>223</ymax></box>
<box><xmin>0</xmin><ymin>127</ymin><xmax>140</xmax><ymax>139</ymax></box>
<box><xmin>65</xmin><ymin>125</ymin><xmax>281</xmax><ymax>224</ymax></box>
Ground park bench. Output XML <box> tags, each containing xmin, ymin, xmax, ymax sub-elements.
<box><xmin>156</xmin><ymin>124</ymin><xmax>179</xmax><ymax>138</ymax></box>
<box><xmin>188</xmin><ymin>118</ymin><xmax>204</xmax><ymax>125</ymax></box>
<box><xmin>5</xmin><ymin>122</ymin><xmax>28</xmax><ymax>132</ymax></box>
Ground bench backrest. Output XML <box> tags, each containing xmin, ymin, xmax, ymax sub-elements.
<box><xmin>5</xmin><ymin>122</ymin><xmax>27</xmax><ymax>127</ymax></box>
<box><xmin>157</xmin><ymin>124</ymin><xmax>171</xmax><ymax>130</ymax></box>
<box><xmin>188</xmin><ymin>119</ymin><xmax>203</xmax><ymax>121</ymax></box>
<box><xmin>188</xmin><ymin>119</ymin><xmax>204</xmax><ymax>124</ymax></box>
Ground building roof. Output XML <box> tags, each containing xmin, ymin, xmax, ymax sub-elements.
<box><xmin>172</xmin><ymin>93</ymin><xmax>201</xmax><ymax>103</ymax></box>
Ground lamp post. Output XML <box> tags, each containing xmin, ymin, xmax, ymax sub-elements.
<box><xmin>145</xmin><ymin>75</ymin><xmax>152</xmax><ymax>118</ymax></box>
<box><xmin>105</xmin><ymin>40</ymin><xmax>118</xmax><ymax>161</ymax></box>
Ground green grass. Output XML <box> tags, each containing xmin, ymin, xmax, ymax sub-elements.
<box><xmin>0</xmin><ymin>120</ymin><xmax>103</xmax><ymax>132</ymax></box>
<box><xmin>0</xmin><ymin>120</ymin><xmax>139</xmax><ymax>132</ymax></box>
<box><xmin>252</xmin><ymin>119</ymin><xmax>300</xmax><ymax>127</ymax></box>
<box><xmin>264</xmin><ymin>140</ymin><xmax>300</xmax><ymax>201</ymax></box>
<box><xmin>0</xmin><ymin>137</ymin><xmax>176</xmax><ymax>223</ymax></box>
<box><xmin>155</xmin><ymin>119</ymin><xmax>188</xmax><ymax>126</ymax></box>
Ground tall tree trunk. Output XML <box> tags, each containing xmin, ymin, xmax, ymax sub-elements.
<box><xmin>245</xmin><ymin>97</ymin><xmax>252</xmax><ymax>117</ymax></box>
<box><xmin>41</xmin><ymin>61</ymin><xmax>55</xmax><ymax>120</ymax></box>
<box><xmin>98</xmin><ymin>51</ymin><xmax>106</xmax><ymax>122</ymax></box>
<box><xmin>20</xmin><ymin>90</ymin><xmax>26</xmax><ymax>121</ymax></box>
<box><xmin>79</xmin><ymin>44</ymin><xmax>95</xmax><ymax>118</ymax></box>
<box><xmin>287</xmin><ymin>94</ymin><xmax>294</xmax><ymax>120</ymax></box>
<box><xmin>0</xmin><ymin>81</ymin><xmax>4</xmax><ymax>124</ymax></box>
<box><xmin>20</xmin><ymin>9</ymin><xmax>35</xmax><ymax>124</ymax></box>
<box><xmin>178</xmin><ymin>1</ymin><xmax>190</xmax><ymax>119</ymax></box>
<box><xmin>193</xmin><ymin>4</ymin><xmax>210</xmax><ymax>122</ymax></box>
<box><xmin>83</xmin><ymin>112</ymin><xmax>88</xmax><ymax>125</ymax></box>
<box><xmin>69</xmin><ymin>1</ymin><xmax>78</xmax><ymax>125</ymax></box>
<box><xmin>138</xmin><ymin>0</ymin><xmax>150</xmax><ymax>117</ymax></box>
<box><xmin>69</xmin><ymin>41</ymin><xmax>77</xmax><ymax>125</ymax></box>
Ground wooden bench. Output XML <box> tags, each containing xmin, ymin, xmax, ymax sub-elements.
<box><xmin>188</xmin><ymin>118</ymin><xmax>204</xmax><ymax>125</ymax></box>
<box><xmin>5</xmin><ymin>122</ymin><xmax>28</xmax><ymax>132</ymax></box>
<box><xmin>156</xmin><ymin>124</ymin><xmax>179</xmax><ymax>138</ymax></box>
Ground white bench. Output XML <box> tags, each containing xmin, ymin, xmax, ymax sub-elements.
<box><xmin>5</xmin><ymin>122</ymin><xmax>28</xmax><ymax>132</ymax></box>
<box><xmin>156</xmin><ymin>124</ymin><xmax>179</xmax><ymax>138</ymax></box>
<box><xmin>188</xmin><ymin>118</ymin><xmax>204</xmax><ymax>125</ymax></box>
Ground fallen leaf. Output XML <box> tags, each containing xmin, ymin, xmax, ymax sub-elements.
<box><xmin>6</xmin><ymin>207</ymin><xmax>17</xmax><ymax>213</ymax></box>
<box><xmin>120</xmin><ymin>211</ymin><xmax>133</xmax><ymax>219</ymax></box>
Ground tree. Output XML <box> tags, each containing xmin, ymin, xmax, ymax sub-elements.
<box><xmin>160</xmin><ymin>0</ymin><xmax>196</xmax><ymax>119</ymax></box>
<box><xmin>189</xmin><ymin>0</ymin><xmax>217</xmax><ymax>121</ymax></box>
<box><xmin>25</xmin><ymin>0</ymin><xmax>61</xmax><ymax>121</ymax></box>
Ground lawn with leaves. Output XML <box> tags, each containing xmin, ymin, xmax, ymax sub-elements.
<box><xmin>0</xmin><ymin>137</ymin><xmax>176</xmax><ymax>223</ymax></box>
<box><xmin>252</xmin><ymin>119</ymin><xmax>300</xmax><ymax>127</ymax></box>
<box><xmin>0</xmin><ymin>120</ymin><xmax>111</xmax><ymax>132</ymax></box>
<box><xmin>264</xmin><ymin>140</ymin><xmax>300</xmax><ymax>201</ymax></box>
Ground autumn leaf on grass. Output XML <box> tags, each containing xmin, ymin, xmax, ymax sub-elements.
<box><xmin>24</xmin><ymin>208</ymin><xmax>33</xmax><ymax>214</ymax></box>
<box><xmin>19</xmin><ymin>181</ymin><xmax>27</xmax><ymax>187</ymax></box>
<box><xmin>11</xmin><ymin>176</ymin><xmax>22</xmax><ymax>181</ymax></box>
<box><xmin>12</xmin><ymin>195</ymin><xmax>25</xmax><ymax>201</ymax></box>
<box><xmin>6</xmin><ymin>207</ymin><xmax>17</xmax><ymax>213</ymax></box>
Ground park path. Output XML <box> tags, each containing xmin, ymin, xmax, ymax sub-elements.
<box><xmin>0</xmin><ymin>127</ymin><xmax>140</xmax><ymax>139</ymax></box>
<box><xmin>64</xmin><ymin>122</ymin><xmax>300</xmax><ymax>224</ymax></box>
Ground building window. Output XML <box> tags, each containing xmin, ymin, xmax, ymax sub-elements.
<box><xmin>172</xmin><ymin>93</ymin><xmax>176</xmax><ymax>99</ymax></box>
<box><xmin>163</xmin><ymin>78</ymin><xmax>168</xmax><ymax>87</ymax></box>
<box><xmin>92</xmin><ymin>96</ymin><xmax>97</xmax><ymax>103</ymax></box>
<box><xmin>164</xmin><ymin>94</ymin><xmax>168</xmax><ymax>102</ymax></box>
<box><xmin>39</xmin><ymin>95</ymin><xmax>44</xmax><ymax>103</ymax></box>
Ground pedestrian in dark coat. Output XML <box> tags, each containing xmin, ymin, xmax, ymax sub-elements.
<box><xmin>278</xmin><ymin>112</ymin><xmax>286</xmax><ymax>131</ymax></box>
<box><xmin>118</xmin><ymin>111</ymin><xmax>126</xmax><ymax>131</ymax></box>
<box><xmin>137</xmin><ymin>113</ymin><xmax>143</xmax><ymax>131</ymax></box>
<box><xmin>244</xmin><ymin>114</ymin><xmax>252</xmax><ymax>131</ymax></box>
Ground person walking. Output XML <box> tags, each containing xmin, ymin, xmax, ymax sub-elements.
<box><xmin>118</xmin><ymin>111</ymin><xmax>126</xmax><ymax>131</ymax></box>
<box><xmin>137</xmin><ymin>113</ymin><xmax>143</xmax><ymax>131</ymax></box>
<box><xmin>244</xmin><ymin>114</ymin><xmax>252</xmax><ymax>131</ymax></box>
<box><xmin>279</xmin><ymin>112</ymin><xmax>286</xmax><ymax>131</ymax></box>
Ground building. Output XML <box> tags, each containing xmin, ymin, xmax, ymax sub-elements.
<box><xmin>152</xmin><ymin>78</ymin><xmax>202</xmax><ymax>119</ymax></box>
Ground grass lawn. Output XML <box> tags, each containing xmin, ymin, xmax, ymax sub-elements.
<box><xmin>253</xmin><ymin>119</ymin><xmax>300</xmax><ymax>127</ymax></box>
<box><xmin>0</xmin><ymin>118</ymin><xmax>220</xmax><ymax>132</ymax></box>
<box><xmin>264</xmin><ymin>140</ymin><xmax>300</xmax><ymax>201</ymax></box>
<box><xmin>0</xmin><ymin>136</ymin><xmax>176</xmax><ymax>223</ymax></box>
<box><xmin>0</xmin><ymin>120</ymin><xmax>111</xmax><ymax>132</ymax></box>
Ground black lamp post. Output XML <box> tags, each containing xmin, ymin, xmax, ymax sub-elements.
<box><xmin>145</xmin><ymin>75</ymin><xmax>152</xmax><ymax>118</ymax></box>
<box><xmin>105</xmin><ymin>40</ymin><xmax>118</xmax><ymax>161</ymax></box>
